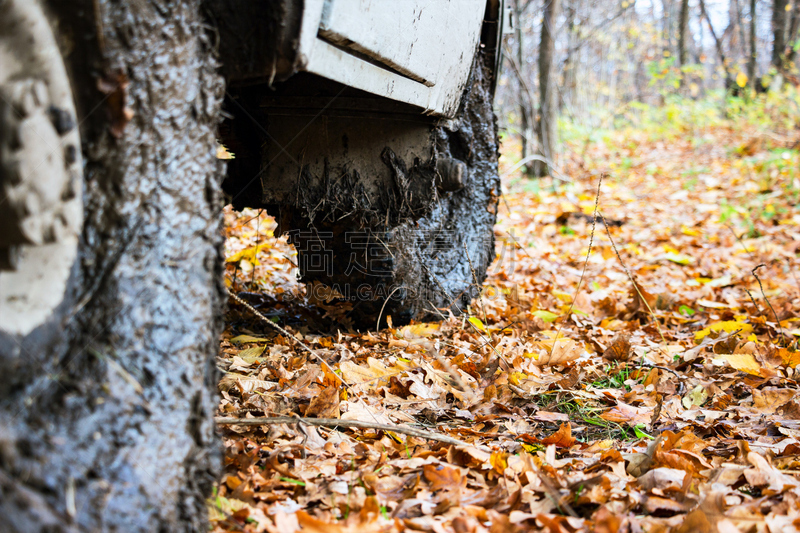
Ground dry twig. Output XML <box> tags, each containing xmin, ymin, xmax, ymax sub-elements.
<box><xmin>215</xmin><ymin>416</ymin><xmax>490</xmax><ymax>451</ymax></box>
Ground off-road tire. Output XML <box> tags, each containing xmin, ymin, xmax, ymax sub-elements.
<box><xmin>0</xmin><ymin>1</ymin><xmax>224</xmax><ymax>531</ymax></box>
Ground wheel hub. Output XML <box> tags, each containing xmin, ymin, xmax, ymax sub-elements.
<box><xmin>0</xmin><ymin>0</ymin><xmax>83</xmax><ymax>336</ymax></box>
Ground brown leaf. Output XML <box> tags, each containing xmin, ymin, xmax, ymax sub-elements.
<box><xmin>533</xmin><ymin>411</ymin><xmax>570</xmax><ymax>423</ymax></box>
<box><xmin>753</xmin><ymin>387</ymin><xmax>795</xmax><ymax>414</ymax></box>
<box><xmin>305</xmin><ymin>386</ymin><xmax>340</xmax><ymax>418</ymax></box>
<box><xmin>592</xmin><ymin>505</ymin><xmax>621</xmax><ymax>533</ymax></box>
<box><xmin>673</xmin><ymin>509</ymin><xmax>713</xmax><ymax>533</ymax></box>
<box><xmin>97</xmin><ymin>70</ymin><xmax>133</xmax><ymax>138</ymax></box>
<box><xmin>643</xmin><ymin>495</ymin><xmax>689</xmax><ymax>514</ymax></box>
<box><xmin>602</xmin><ymin>333</ymin><xmax>631</xmax><ymax>362</ymax></box>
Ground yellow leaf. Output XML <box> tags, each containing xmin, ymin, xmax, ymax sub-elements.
<box><xmin>489</xmin><ymin>451</ymin><xmax>508</xmax><ymax>475</ymax></box>
<box><xmin>398</xmin><ymin>323</ymin><xmax>440</xmax><ymax>339</ymax></box>
<box><xmin>468</xmin><ymin>316</ymin><xmax>487</xmax><ymax>333</ymax></box>
<box><xmin>681</xmin><ymin>225</ymin><xmax>701</xmax><ymax>237</ymax></box>
<box><xmin>551</xmin><ymin>290</ymin><xmax>573</xmax><ymax>303</ymax></box>
<box><xmin>230</xmin><ymin>334</ymin><xmax>268</xmax><ymax>345</ymax></box>
<box><xmin>520</xmin><ymin>442</ymin><xmax>539</xmax><ymax>453</ymax></box>
<box><xmin>696</xmin><ymin>299</ymin><xmax>736</xmax><ymax>309</ymax></box>
<box><xmin>722</xmin><ymin>353</ymin><xmax>762</xmax><ymax>375</ymax></box>
<box><xmin>736</xmin><ymin>71</ymin><xmax>748</xmax><ymax>88</ymax></box>
<box><xmin>695</xmin><ymin>320</ymin><xmax>753</xmax><ymax>340</ymax></box>
<box><xmin>531</xmin><ymin>310</ymin><xmax>560</xmax><ymax>322</ymax></box>
<box><xmin>663</xmin><ymin>251</ymin><xmax>694</xmax><ymax>265</ymax></box>
<box><xmin>226</xmin><ymin>243</ymin><xmax>271</xmax><ymax>264</ymax></box>
<box><xmin>509</xmin><ymin>372</ymin><xmax>526</xmax><ymax>386</ymax></box>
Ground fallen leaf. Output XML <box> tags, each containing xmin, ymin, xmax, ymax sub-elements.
<box><xmin>531</xmin><ymin>338</ymin><xmax>582</xmax><ymax>366</ymax></box>
<box><xmin>714</xmin><ymin>352</ymin><xmax>761</xmax><ymax>375</ymax></box>
<box><xmin>602</xmin><ymin>333</ymin><xmax>631</xmax><ymax>361</ymax></box>
<box><xmin>423</xmin><ymin>463</ymin><xmax>463</xmax><ymax>492</ymax></box>
<box><xmin>682</xmin><ymin>385</ymin><xmax>708</xmax><ymax>408</ymax></box>
<box><xmin>695</xmin><ymin>320</ymin><xmax>753</xmax><ymax>340</ymax></box>
<box><xmin>531</xmin><ymin>310</ymin><xmax>560</xmax><ymax>322</ymax></box>
<box><xmin>306</xmin><ymin>385</ymin><xmax>340</xmax><ymax>418</ymax></box>
<box><xmin>540</xmin><ymin>423</ymin><xmax>576</xmax><ymax>448</ymax></box>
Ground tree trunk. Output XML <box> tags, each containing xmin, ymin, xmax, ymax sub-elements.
<box><xmin>663</xmin><ymin>0</ymin><xmax>674</xmax><ymax>56</ymax></box>
<box><xmin>785</xmin><ymin>1</ymin><xmax>800</xmax><ymax>64</ymax></box>
<box><xmin>736</xmin><ymin>0</ymin><xmax>749</xmax><ymax>62</ymax></box>
<box><xmin>749</xmin><ymin>0</ymin><xmax>758</xmax><ymax>88</ymax></box>
<box><xmin>772</xmin><ymin>0</ymin><xmax>789</xmax><ymax>70</ymax></box>
<box><xmin>534</xmin><ymin>0</ymin><xmax>560</xmax><ymax>178</ymax></box>
<box><xmin>514</xmin><ymin>0</ymin><xmax>533</xmax><ymax>174</ymax></box>
<box><xmin>678</xmin><ymin>0</ymin><xmax>690</xmax><ymax>93</ymax></box>
<box><xmin>678</xmin><ymin>0</ymin><xmax>690</xmax><ymax>68</ymax></box>
<box><xmin>562</xmin><ymin>3</ymin><xmax>577</xmax><ymax>112</ymax></box>
<box><xmin>0</xmin><ymin>0</ymin><xmax>225</xmax><ymax>531</ymax></box>
<box><xmin>699</xmin><ymin>0</ymin><xmax>735</xmax><ymax>88</ymax></box>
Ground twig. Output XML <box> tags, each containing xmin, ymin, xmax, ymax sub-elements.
<box><xmin>637</xmin><ymin>363</ymin><xmax>683</xmax><ymax>380</ymax></box>
<box><xmin>227</xmin><ymin>289</ymin><xmax>381</xmax><ymax>424</ymax></box>
<box><xmin>601</xmin><ymin>211</ymin><xmax>667</xmax><ymax>345</ymax></box>
<box><xmin>724</xmin><ymin>223</ymin><xmax>756</xmax><ymax>262</ymax></box>
<box><xmin>376</xmin><ymin>285</ymin><xmax>404</xmax><ymax>331</ymax></box>
<box><xmin>215</xmin><ymin>416</ymin><xmax>490</xmax><ymax>451</ymax></box>
<box><xmin>506</xmin><ymin>230</ymin><xmax>534</xmax><ymax>261</ymax></box>
<box><xmin>752</xmin><ymin>265</ymin><xmax>787</xmax><ymax>345</ymax></box>
<box><xmin>251</xmin><ymin>209</ymin><xmax>263</xmax><ymax>285</ymax></box>
<box><xmin>744</xmin><ymin>288</ymin><xmax>764</xmax><ymax>317</ymax></box>
<box><xmin>551</xmin><ymin>174</ymin><xmax>603</xmax><ymax>357</ymax></box>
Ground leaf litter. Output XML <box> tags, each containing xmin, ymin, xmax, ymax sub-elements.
<box><xmin>212</xmin><ymin>119</ymin><xmax>800</xmax><ymax>532</ymax></box>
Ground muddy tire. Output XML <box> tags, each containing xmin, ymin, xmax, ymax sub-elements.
<box><xmin>290</xmin><ymin>58</ymin><xmax>500</xmax><ymax>327</ymax></box>
<box><xmin>0</xmin><ymin>1</ymin><xmax>224</xmax><ymax>531</ymax></box>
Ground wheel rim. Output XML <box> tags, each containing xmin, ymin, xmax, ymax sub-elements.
<box><xmin>0</xmin><ymin>0</ymin><xmax>83</xmax><ymax>336</ymax></box>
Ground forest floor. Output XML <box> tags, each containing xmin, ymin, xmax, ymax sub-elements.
<box><xmin>210</xmin><ymin>99</ymin><xmax>800</xmax><ymax>533</ymax></box>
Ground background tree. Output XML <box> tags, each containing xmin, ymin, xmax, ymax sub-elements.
<box><xmin>533</xmin><ymin>0</ymin><xmax>561</xmax><ymax>177</ymax></box>
<box><xmin>749</xmin><ymin>0</ymin><xmax>758</xmax><ymax>87</ymax></box>
<box><xmin>512</xmin><ymin>0</ymin><xmax>536</xmax><ymax>173</ymax></box>
<box><xmin>679</xmin><ymin>0</ymin><xmax>691</xmax><ymax>69</ymax></box>
<box><xmin>493</xmin><ymin>0</ymin><xmax>798</xmax><ymax>168</ymax></box>
<box><xmin>772</xmin><ymin>0</ymin><xmax>789</xmax><ymax>70</ymax></box>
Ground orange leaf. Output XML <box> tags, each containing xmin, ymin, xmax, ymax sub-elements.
<box><xmin>778</xmin><ymin>348</ymin><xmax>800</xmax><ymax>368</ymax></box>
<box><xmin>540</xmin><ymin>422</ymin><xmax>576</xmax><ymax>448</ymax></box>
<box><xmin>423</xmin><ymin>463</ymin><xmax>462</xmax><ymax>492</ymax></box>
<box><xmin>600</xmin><ymin>403</ymin><xmax>651</xmax><ymax>426</ymax></box>
<box><xmin>489</xmin><ymin>451</ymin><xmax>509</xmax><ymax>475</ymax></box>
